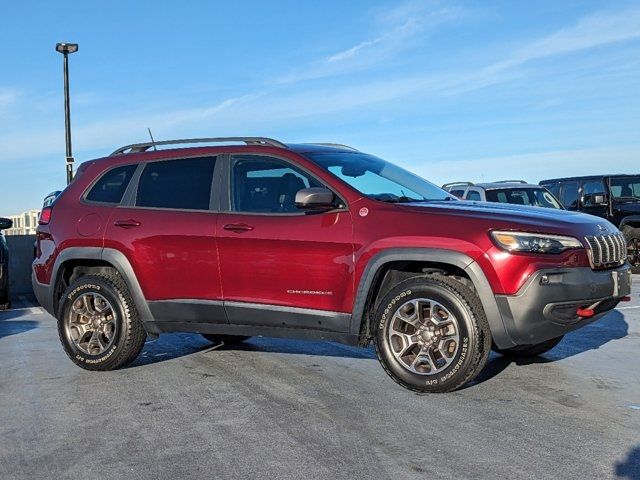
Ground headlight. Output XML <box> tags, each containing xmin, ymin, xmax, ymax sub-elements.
<box><xmin>490</xmin><ymin>231</ymin><xmax>583</xmax><ymax>254</ymax></box>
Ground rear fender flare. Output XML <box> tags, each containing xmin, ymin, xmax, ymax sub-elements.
<box><xmin>49</xmin><ymin>247</ymin><xmax>158</xmax><ymax>334</ymax></box>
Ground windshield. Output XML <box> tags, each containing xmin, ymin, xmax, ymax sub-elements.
<box><xmin>610</xmin><ymin>176</ymin><xmax>640</xmax><ymax>199</ymax></box>
<box><xmin>485</xmin><ymin>188</ymin><xmax>563</xmax><ymax>209</ymax></box>
<box><xmin>305</xmin><ymin>152</ymin><xmax>454</xmax><ymax>203</ymax></box>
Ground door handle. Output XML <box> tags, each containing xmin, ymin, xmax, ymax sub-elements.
<box><xmin>223</xmin><ymin>223</ymin><xmax>254</xmax><ymax>233</ymax></box>
<box><xmin>114</xmin><ymin>219</ymin><xmax>141</xmax><ymax>229</ymax></box>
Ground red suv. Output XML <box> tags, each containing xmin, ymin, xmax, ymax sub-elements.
<box><xmin>33</xmin><ymin>137</ymin><xmax>632</xmax><ymax>392</ymax></box>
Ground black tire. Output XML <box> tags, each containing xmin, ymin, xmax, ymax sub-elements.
<box><xmin>373</xmin><ymin>274</ymin><xmax>491</xmax><ymax>393</ymax></box>
<box><xmin>622</xmin><ymin>226</ymin><xmax>640</xmax><ymax>274</ymax></box>
<box><xmin>57</xmin><ymin>273</ymin><xmax>147</xmax><ymax>371</ymax></box>
<box><xmin>494</xmin><ymin>335</ymin><xmax>563</xmax><ymax>358</ymax></box>
<box><xmin>201</xmin><ymin>334</ymin><xmax>251</xmax><ymax>345</ymax></box>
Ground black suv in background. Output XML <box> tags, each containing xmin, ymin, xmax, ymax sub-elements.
<box><xmin>0</xmin><ymin>217</ymin><xmax>13</xmax><ymax>309</ymax></box>
<box><xmin>540</xmin><ymin>174</ymin><xmax>640</xmax><ymax>272</ymax></box>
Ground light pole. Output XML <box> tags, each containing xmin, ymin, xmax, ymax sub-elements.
<box><xmin>55</xmin><ymin>42</ymin><xmax>78</xmax><ymax>185</ymax></box>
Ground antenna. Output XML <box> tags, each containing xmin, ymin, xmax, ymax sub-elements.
<box><xmin>147</xmin><ymin>128</ymin><xmax>157</xmax><ymax>151</ymax></box>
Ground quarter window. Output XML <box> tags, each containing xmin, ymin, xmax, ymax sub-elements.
<box><xmin>231</xmin><ymin>156</ymin><xmax>323</xmax><ymax>213</ymax></box>
<box><xmin>136</xmin><ymin>157</ymin><xmax>216</xmax><ymax>210</ymax></box>
<box><xmin>86</xmin><ymin>164</ymin><xmax>137</xmax><ymax>204</ymax></box>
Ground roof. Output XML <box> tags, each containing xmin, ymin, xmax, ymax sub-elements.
<box><xmin>474</xmin><ymin>182</ymin><xmax>543</xmax><ymax>190</ymax></box>
<box><xmin>109</xmin><ymin>137</ymin><xmax>358</xmax><ymax>156</ymax></box>
<box><xmin>540</xmin><ymin>174</ymin><xmax>638</xmax><ymax>184</ymax></box>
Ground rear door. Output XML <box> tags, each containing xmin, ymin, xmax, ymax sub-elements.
<box><xmin>216</xmin><ymin>153</ymin><xmax>354</xmax><ymax>331</ymax></box>
<box><xmin>104</xmin><ymin>156</ymin><xmax>224</xmax><ymax>323</ymax></box>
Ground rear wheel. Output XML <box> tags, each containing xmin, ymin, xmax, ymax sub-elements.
<box><xmin>623</xmin><ymin>226</ymin><xmax>640</xmax><ymax>274</ymax></box>
<box><xmin>494</xmin><ymin>335</ymin><xmax>563</xmax><ymax>357</ymax></box>
<box><xmin>373</xmin><ymin>275</ymin><xmax>491</xmax><ymax>393</ymax></box>
<box><xmin>201</xmin><ymin>334</ymin><xmax>251</xmax><ymax>345</ymax></box>
<box><xmin>58</xmin><ymin>273</ymin><xmax>147</xmax><ymax>370</ymax></box>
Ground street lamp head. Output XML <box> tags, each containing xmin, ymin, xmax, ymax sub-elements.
<box><xmin>55</xmin><ymin>43</ymin><xmax>78</xmax><ymax>54</ymax></box>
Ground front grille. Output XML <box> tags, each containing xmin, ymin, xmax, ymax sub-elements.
<box><xmin>585</xmin><ymin>233</ymin><xmax>627</xmax><ymax>268</ymax></box>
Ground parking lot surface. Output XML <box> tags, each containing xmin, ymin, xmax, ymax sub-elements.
<box><xmin>1</xmin><ymin>278</ymin><xmax>639</xmax><ymax>480</ymax></box>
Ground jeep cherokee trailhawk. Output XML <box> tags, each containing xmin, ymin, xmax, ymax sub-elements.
<box><xmin>33</xmin><ymin>137</ymin><xmax>632</xmax><ymax>393</ymax></box>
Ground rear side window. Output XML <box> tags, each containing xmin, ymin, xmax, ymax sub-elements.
<box><xmin>136</xmin><ymin>157</ymin><xmax>215</xmax><ymax>210</ymax></box>
<box><xmin>86</xmin><ymin>164</ymin><xmax>137</xmax><ymax>204</ymax></box>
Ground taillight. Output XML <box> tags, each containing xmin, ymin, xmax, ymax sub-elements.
<box><xmin>39</xmin><ymin>207</ymin><xmax>52</xmax><ymax>225</ymax></box>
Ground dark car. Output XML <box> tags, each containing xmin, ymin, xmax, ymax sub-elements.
<box><xmin>0</xmin><ymin>217</ymin><xmax>13</xmax><ymax>309</ymax></box>
<box><xmin>540</xmin><ymin>175</ymin><xmax>640</xmax><ymax>272</ymax></box>
<box><xmin>33</xmin><ymin>137</ymin><xmax>631</xmax><ymax>393</ymax></box>
<box><xmin>443</xmin><ymin>181</ymin><xmax>563</xmax><ymax>209</ymax></box>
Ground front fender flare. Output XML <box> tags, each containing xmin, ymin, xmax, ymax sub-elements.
<box><xmin>350</xmin><ymin>248</ymin><xmax>517</xmax><ymax>349</ymax></box>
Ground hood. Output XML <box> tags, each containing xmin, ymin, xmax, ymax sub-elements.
<box><xmin>397</xmin><ymin>200</ymin><xmax>618</xmax><ymax>237</ymax></box>
<box><xmin>613</xmin><ymin>199</ymin><xmax>640</xmax><ymax>214</ymax></box>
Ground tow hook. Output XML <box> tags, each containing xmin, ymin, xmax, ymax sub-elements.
<box><xmin>620</xmin><ymin>296</ymin><xmax>631</xmax><ymax>302</ymax></box>
<box><xmin>576</xmin><ymin>300</ymin><xmax>603</xmax><ymax>318</ymax></box>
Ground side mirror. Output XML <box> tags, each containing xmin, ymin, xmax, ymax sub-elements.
<box><xmin>593</xmin><ymin>194</ymin><xmax>606</xmax><ymax>205</ymax></box>
<box><xmin>583</xmin><ymin>193</ymin><xmax>607</xmax><ymax>206</ymax></box>
<box><xmin>0</xmin><ymin>217</ymin><xmax>13</xmax><ymax>230</ymax></box>
<box><xmin>295</xmin><ymin>187</ymin><xmax>336</xmax><ymax>211</ymax></box>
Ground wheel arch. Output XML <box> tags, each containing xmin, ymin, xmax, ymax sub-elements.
<box><xmin>48</xmin><ymin>247</ymin><xmax>158</xmax><ymax>334</ymax></box>
<box><xmin>620</xmin><ymin>216</ymin><xmax>640</xmax><ymax>230</ymax></box>
<box><xmin>351</xmin><ymin>248</ymin><xmax>516</xmax><ymax>349</ymax></box>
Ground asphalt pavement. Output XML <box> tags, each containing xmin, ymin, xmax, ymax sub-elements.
<box><xmin>1</xmin><ymin>278</ymin><xmax>639</xmax><ymax>480</ymax></box>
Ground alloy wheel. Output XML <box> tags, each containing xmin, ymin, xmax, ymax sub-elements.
<box><xmin>66</xmin><ymin>292</ymin><xmax>117</xmax><ymax>356</ymax></box>
<box><xmin>387</xmin><ymin>298</ymin><xmax>460</xmax><ymax>375</ymax></box>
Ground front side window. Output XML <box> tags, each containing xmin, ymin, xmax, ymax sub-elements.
<box><xmin>305</xmin><ymin>152</ymin><xmax>453</xmax><ymax>203</ymax></box>
<box><xmin>486</xmin><ymin>188</ymin><xmax>562</xmax><ymax>209</ymax></box>
<box><xmin>86</xmin><ymin>164</ymin><xmax>137</xmax><ymax>204</ymax></box>
<box><xmin>610</xmin><ymin>176</ymin><xmax>640</xmax><ymax>199</ymax></box>
<box><xmin>231</xmin><ymin>155</ymin><xmax>323</xmax><ymax>213</ymax></box>
<box><xmin>136</xmin><ymin>157</ymin><xmax>215</xmax><ymax>210</ymax></box>
<box><xmin>560</xmin><ymin>182</ymin><xmax>579</xmax><ymax>209</ymax></box>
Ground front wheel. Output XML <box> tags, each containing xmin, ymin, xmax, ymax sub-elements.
<box><xmin>374</xmin><ymin>275</ymin><xmax>491</xmax><ymax>393</ymax></box>
<box><xmin>623</xmin><ymin>226</ymin><xmax>640</xmax><ymax>274</ymax></box>
<box><xmin>58</xmin><ymin>273</ymin><xmax>147</xmax><ymax>370</ymax></box>
<box><xmin>494</xmin><ymin>335</ymin><xmax>563</xmax><ymax>357</ymax></box>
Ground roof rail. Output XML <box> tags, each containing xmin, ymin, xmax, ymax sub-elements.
<box><xmin>442</xmin><ymin>182</ymin><xmax>474</xmax><ymax>189</ymax></box>
<box><xmin>494</xmin><ymin>179</ymin><xmax>528</xmax><ymax>184</ymax></box>
<box><xmin>110</xmin><ymin>137</ymin><xmax>287</xmax><ymax>156</ymax></box>
<box><xmin>304</xmin><ymin>143</ymin><xmax>359</xmax><ymax>152</ymax></box>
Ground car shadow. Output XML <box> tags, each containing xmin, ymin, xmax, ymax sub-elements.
<box><xmin>472</xmin><ymin>310</ymin><xmax>629</xmax><ymax>385</ymax></box>
<box><xmin>129</xmin><ymin>333</ymin><xmax>376</xmax><ymax>368</ymax></box>
<box><xmin>129</xmin><ymin>310</ymin><xmax>628</xmax><ymax>383</ymax></box>
<box><xmin>615</xmin><ymin>445</ymin><xmax>640</xmax><ymax>480</ymax></box>
<box><xmin>0</xmin><ymin>317</ymin><xmax>39</xmax><ymax>339</ymax></box>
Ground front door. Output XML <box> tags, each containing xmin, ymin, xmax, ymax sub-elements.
<box><xmin>216</xmin><ymin>154</ymin><xmax>354</xmax><ymax>331</ymax></box>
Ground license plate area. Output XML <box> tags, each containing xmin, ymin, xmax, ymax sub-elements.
<box><xmin>612</xmin><ymin>269</ymin><xmax>632</xmax><ymax>297</ymax></box>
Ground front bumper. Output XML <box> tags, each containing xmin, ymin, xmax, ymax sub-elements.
<box><xmin>495</xmin><ymin>264</ymin><xmax>632</xmax><ymax>346</ymax></box>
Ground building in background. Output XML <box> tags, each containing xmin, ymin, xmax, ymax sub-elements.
<box><xmin>4</xmin><ymin>210</ymin><xmax>39</xmax><ymax>236</ymax></box>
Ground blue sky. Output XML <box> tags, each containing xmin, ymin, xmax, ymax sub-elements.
<box><xmin>1</xmin><ymin>0</ymin><xmax>639</xmax><ymax>215</ymax></box>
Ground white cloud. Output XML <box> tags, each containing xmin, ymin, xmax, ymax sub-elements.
<box><xmin>278</xmin><ymin>1</ymin><xmax>465</xmax><ymax>83</ymax></box>
<box><xmin>0</xmin><ymin>89</ymin><xmax>19</xmax><ymax>109</ymax></box>
<box><xmin>1</xmin><ymin>7</ymin><xmax>639</xmax><ymax>163</ymax></box>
